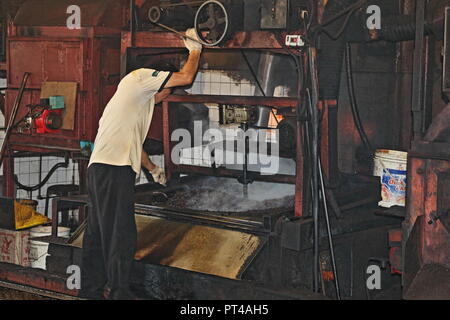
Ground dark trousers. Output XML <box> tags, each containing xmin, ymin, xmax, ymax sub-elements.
<box><xmin>79</xmin><ymin>163</ymin><xmax>137</xmax><ymax>300</ymax></box>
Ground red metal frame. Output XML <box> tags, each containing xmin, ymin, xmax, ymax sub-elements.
<box><xmin>0</xmin><ymin>262</ymin><xmax>78</xmax><ymax>297</ymax></box>
<box><xmin>121</xmin><ymin>30</ymin><xmax>339</xmax><ymax>218</ymax></box>
<box><xmin>121</xmin><ymin>30</ymin><xmax>299</xmax><ymax>52</ymax></box>
<box><xmin>162</xmin><ymin>94</ymin><xmax>305</xmax><ymax>217</ymax></box>
<box><xmin>403</xmin><ymin>151</ymin><xmax>450</xmax><ymax>298</ymax></box>
<box><xmin>3</xmin><ymin>25</ymin><xmax>122</xmax><ymax>197</ymax></box>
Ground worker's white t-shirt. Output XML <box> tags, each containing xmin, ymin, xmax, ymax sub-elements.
<box><xmin>89</xmin><ymin>68</ymin><xmax>172</xmax><ymax>174</ymax></box>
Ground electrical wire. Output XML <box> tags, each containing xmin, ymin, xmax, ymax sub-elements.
<box><xmin>306</xmin><ymin>0</ymin><xmax>316</xmax><ymax>31</ymax></box>
<box><xmin>321</xmin><ymin>8</ymin><xmax>358</xmax><ymax>41</ymax></box>
<box><xmin>308</xmin><ymin>0</ymin><xmax>366</xmax><ymax>46</ymax></box>
<box><xmin>288</xmin><ymin>45</ymin><xmax>321</xmax><ymax>293</ymax></box>
<box><xmin>345</xmin><ymin>43</ymin><xmax>373</xmax><ymax>154</ymax></box>
<box><xmin>309</xmin><ymin>0</ymin><xmax>366</xmax><ymax>35</ymax></box>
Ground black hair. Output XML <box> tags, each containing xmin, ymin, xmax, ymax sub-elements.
<box><xmin>145</xmin><ymin>60</ymin><xmax>179</xmax><ymax>73</ymax></box>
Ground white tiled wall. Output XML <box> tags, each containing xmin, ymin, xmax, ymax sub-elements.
<box><xmin>187</xmin><ymin>71</ymin><xmax>256</xmax><ymax>96</ymax></box>
<box><xmin>14</xmin><ymin>157</ymin><xmax>80</xmax><ymax>213</ymax></box>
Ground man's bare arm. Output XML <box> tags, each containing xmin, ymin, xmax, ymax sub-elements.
<box><xmin>141</xmin><ymin>149</ymin><xmax>156</xmax><ymax>172</ymax></box>
<box><xmin>164</xmin><ymin>50</ymin><xmax>201</xmax><ymax>88</ymax></box>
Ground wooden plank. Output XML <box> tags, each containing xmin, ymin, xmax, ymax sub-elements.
<box><xmin>40</xmin><ymin>81</ymin><xmax>77</xmax><ymax>130</ymax></box>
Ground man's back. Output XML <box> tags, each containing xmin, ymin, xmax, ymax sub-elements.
<box><xmin>89</xmin><ymin>69</ymin><xmax>171</xmax><ymax>174</ymax></box>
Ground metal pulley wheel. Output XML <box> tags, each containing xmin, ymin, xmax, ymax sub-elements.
<box><xmin>194</xmin><ymin>0</ymin><xmax>230</xmax><ymax>46</ymax></box>
<box><xmin>148</xmin><ymin>6</ymin><xmax>162</xmax><ymax>24</ymax></box>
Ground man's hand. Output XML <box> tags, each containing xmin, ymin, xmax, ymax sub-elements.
<box><xmin>150</xmin><ymin>166</ymin><xmax>167</xmax><ymax>186</ymax></box>
<box><xmin>163</xmin><ymin>28</ymin><xmax>202</xmax><ymax>89</ymax></box>
<box><xmin>183</xmin><ymin>28</ymin><xmax>203</xmax><ymax>53</ymax></box>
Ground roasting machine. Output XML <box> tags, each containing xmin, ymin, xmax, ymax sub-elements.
<box><xmin>0</xmin><ymin>0</ymin><xmax>449</xmax><ymax>300</ymax></box>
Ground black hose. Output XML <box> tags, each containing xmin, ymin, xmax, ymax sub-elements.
<box><xmin>321</xmin><ymin>8</ymin><xmax>358</xmax><ymax>41</ymax></box>
<box><xmin>345</xmin><ymin>43</ymin><xmax>373</xmax><ymax>154</ymax></box>
<box><xmin>317</xmin><ymin>0</ymin><xmax>359</xmax><ymax>100</ymax></box>
<box><xmin>13</xmin><ymin>155</ymin><xmax>70</xmax><ymax>192</ymax></box>
<box><xmin>381</xmin><ymin>15</ymin><xmax>435</xmax><ymax>42</ymax></box>
<box><xmin>309</xmin><ymin>0</ymin><xmax>366</xmax><ymax>45</ymax></box>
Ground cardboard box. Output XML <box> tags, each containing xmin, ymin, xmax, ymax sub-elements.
<box><xmin>0</xmin><ymin>228</ymin><xmax>30</xmax><ymax>267</ymax></box>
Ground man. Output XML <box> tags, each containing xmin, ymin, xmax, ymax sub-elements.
<box><xmin>79</xmin><ymin>29</ymin><xmax>202</xmax><ymax>300</ymax></box>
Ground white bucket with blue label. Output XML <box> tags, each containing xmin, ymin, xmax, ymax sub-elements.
<box><xmin>373</xmin><ymin>149</ymin><xmax>408</xmax><ymax>208</ymax></box>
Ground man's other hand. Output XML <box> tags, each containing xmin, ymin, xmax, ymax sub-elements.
<box><xmin>184</xmin><ymin>28</ymin><xmax>203</xmax><ymax>53</ymax></box>
<box><xmin>150</xmin><ymin>166</ymin><xmax>167</xmax><ymax>186</ymax></box>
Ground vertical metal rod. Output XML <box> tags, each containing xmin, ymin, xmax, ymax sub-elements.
<box><xmin>422</xmin><ymin>30</ymin><xmax>435</xmax><ymax>133</ymax></box>
<box><xmin>37</xmin><ymin>155</ymin><xmax>43</xmax><ymax>198</ymax></box>
<box><xmin>162</xmin><ymin>100</ymin><xmax>172</xmax><ymax>181</ymax></box>
<box><xmin>319</xmin><ymin>157</ymin><xmax>341</xmax><ymax>300</ymax></box>
<box><xmin>130</xmin><ymin>0</ymin><xmax>135</xmax><ymax>47</ymax></box>
<box><xmin>308</xmin><ymin>47</ymin><xmax>320</xmax><ymax>293</ymax></box>
<box><xmin>411</xmin><ymin>0</ymin><xmax>426</xmax><ymax>141</ymax></box>
<box><xmin>242</xmin><ymin>125</ymin><xmax>249</xmax><ymax>198</ymax></box>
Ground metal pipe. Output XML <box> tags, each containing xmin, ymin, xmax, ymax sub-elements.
<box><xmin>14</xmin><ymin>154</ymin><xmax>69</xmax><ymax>192</ymax></box>
<box><xmin>130</xmin><ymin>0</ymin><xmax>135</xmax><ymax>47</ymax></box>
<box><xmin>134</xmin><ymin>203</ymin><xmax>270</xmax><ymax>235</ymax></box>
<box><xmin>411</xmin><ymin>0</ymin><xmax>426</xmax><ymax>140</ymax></box>
<box><xmin>308</xmin><ymin>47</ymin><xmax>320</xmax><ymax>293</ymax></box>
<box><xmin>243</xmin><ymin>134</ymin><xmax>249</xmax><ymax>198</ymax></box>
<box><xmin>318</xmin><ymin>157</ymin><xmax>341</xmax><ymax>300</ymax></box>
<box><xmin>152</xmin><ymin>21</ymin><xmax>207</xmax><ymax>46</ymax></box>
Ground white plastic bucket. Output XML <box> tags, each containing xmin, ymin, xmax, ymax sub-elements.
<box><xmin>373</xmin><ymin>149</ymin><xmax>408</xmax><ymax>208</ymax></box>
<box><xmin>29</xmin><ymin>226</ymin><xmax>70</xmax><ymax>270</ymax></box>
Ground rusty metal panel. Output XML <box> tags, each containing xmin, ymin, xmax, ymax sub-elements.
<box><xmin>437</xmin><ymin>170</ymin><xmax>450</xmax><ymax>233</ymax></box>
<box><xmin>3</xmin><ymin>33</ymin><xmax>121</xmax><ymax>152</ymax></box>
<box><xmin>8</xmin><ymin>41</ymin><xmax>45</xmax><ymax>89</ymax></box>
<box><xmin>121</xmin><ymin>30</ymin><xmax>298</xmax><ymax>50</ymax></box>
<box><xmin>422</xmin><ymin>160</ymin><xmax>450</xmax><ymax>267</ymax></box>
<box><xmin>42</xmin><ymin>44</ymin><xmax>83</xmax><ymax>87</ymax></box>
<box><xmin>404</xmin><ymin>156</ymin><xmax>450</xmax><ymax>299</ymax></box>
<box><xmin>14</xmin><ymin>0</ymin><xmax>126</xmax><ymax>28</ymax></box>
<box><xmin>8</xmin><ymin>40</ymin><xmax>84</xmax><ymax>89</ymax></box>
<box><xmin>71</xmin><ymin>214</ymin><xmax>267</xmax><ymax>280</ymax></box>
